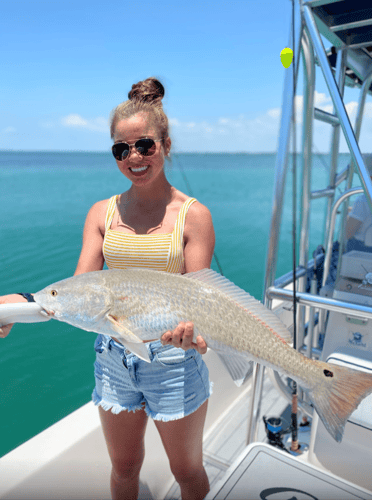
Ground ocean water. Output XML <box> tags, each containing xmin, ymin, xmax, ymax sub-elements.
<box><xmin>0</xmin><ymin>150</ymin><xmax>352</xmax><ymax>457</ymax></box>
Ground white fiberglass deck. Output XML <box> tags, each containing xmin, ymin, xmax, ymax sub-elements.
<box><xmin>0</xmin><ymin>349</ymin><xmax>289</xmax><ymax>500</ymax></box>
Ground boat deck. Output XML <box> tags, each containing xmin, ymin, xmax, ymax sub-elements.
<box><xmin>163</xmin><ymin>372</ymin><xmax>291</xmax><ymax>500</ymax></box>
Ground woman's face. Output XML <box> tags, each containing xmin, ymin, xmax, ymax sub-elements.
<box><xmin>113</xmin><ymin>113</ymin><xmax>171</xmax><ymax>186</ymax></box>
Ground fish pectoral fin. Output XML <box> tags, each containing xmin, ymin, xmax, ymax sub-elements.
<box><xmin>106</xmin><ymin>315</ymin><xmax>151</xmax><ymax>363</ymax></box>
<box><xmin>121</xmin><ymin>340</ymin><xmax>151</xmax><ymax>363</ymax></box>
<box><xmin>215</xmin><ymin>350</ymin><xmax>254</xmax><ymax>387</ymax></box>
<box><xmin>106</xmin><ymin>314</ymin><xmax>142</xmax><ymax>343</ymax></box>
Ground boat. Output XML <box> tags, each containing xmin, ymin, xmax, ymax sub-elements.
<box><xmin>1</xmin><ymin>0</ymin><xmax>372</xmax><ymax>498</ymax></box>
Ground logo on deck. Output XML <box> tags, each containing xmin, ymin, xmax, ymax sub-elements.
<box><xmin>260</xmin><ymin>487</ymin><xmax>319</xmax><ymax>499</ymax></box>
<box><xmin>349</xmin><ymin>331</ymin><xmax>366</xmax><ymax>348</ymax></box>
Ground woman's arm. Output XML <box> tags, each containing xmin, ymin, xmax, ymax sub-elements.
<box><xmin>74</xmin><ymin>201</ymin><xmax>106</xmax><ymax>276</ymax></box>
<box><xmin>161</xmin><ymin>202</ymin><xmax>216</xmax><ymax>353</ymax></box>
<box><xmin>183</xmin><ymin>203</ymin><xmax>215</xmax><ymax>273</ymax></box>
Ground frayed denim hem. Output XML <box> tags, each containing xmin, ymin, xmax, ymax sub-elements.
<box><xmin>92</xmin><ymin>389</ymin><xmax>144</xmax><ymax>415</ymax></box>
<box><xmin>144</xmin><ymin>380</ymin><xmax>214</xmax><ymax>422</ymax></box>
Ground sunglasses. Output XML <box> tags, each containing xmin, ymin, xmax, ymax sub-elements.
<box><xmin>112</xmin><ymin>138</ymin><xmax>161</xmax><ymax>161</ymax></box>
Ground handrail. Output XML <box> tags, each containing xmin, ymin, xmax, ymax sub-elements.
<box><xmin>314</xmin><ymin>107</ymin><xmax>340</xmax><ymax>126</ymax></box>
<box><xmin>274</xmin><ymin>252</ymin><xmax>325</xmax><ymax>289</ymax></box>
<box><xmin>266</xmin><ymin>287</ymin><xmax>372</xmax><ymax>321</ymax></box>
<box><xmin>338</xmin><ymin>65</ymin><xmax>372</xmax><ymax>253</ymax></box>
<box><xmin>322</xmin><ymin>187</ymin><xmax>364</xmax><ymax>288</ymax></box>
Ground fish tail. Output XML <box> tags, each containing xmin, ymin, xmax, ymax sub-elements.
<box><xmin>308</xmin><ymin>362</ymin><xmax>372</xmax><ymax>443</ymax></box>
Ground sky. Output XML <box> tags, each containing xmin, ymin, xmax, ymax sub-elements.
<box><xmin>1</xmin><ymin>0</ymin><xmax>372</xmax><ymax>153</ymax></box>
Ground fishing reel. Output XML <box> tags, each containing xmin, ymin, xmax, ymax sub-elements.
<box><xmin>263</xmin><ymin>415</ymin><xmax>311</xmax><ymax>455</ymax></box>
<box><xmin>263</xmin><ymin>416</ymin><xmax>291</xmax><ymax>452</ymax></box>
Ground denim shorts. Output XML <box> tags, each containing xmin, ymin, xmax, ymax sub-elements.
<box><xmin>92</xmin><ymin>334</ymin><xmax>213</xmax><ymax>421</ymax></box>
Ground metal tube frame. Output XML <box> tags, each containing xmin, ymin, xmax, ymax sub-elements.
<box><xmin>338</xmin><ymin>67</ymin><xmax>372</xmax><ymax>254</ymax></box>
<box><xmin>322</xmin><ymin>46</ymin><xmax>347</xmax><ymax>250</ymax></box>
<box><xmin>267</xmin><ymin>287</ymin><xmax>372</xmax><ymax>321</ymax></box>
<box><xmin>322</xmin><ymin>187</ymin><xmax>364</xmax><ymax>287</ymax></box>
<box><xmin>298</xmin><ymin>25</ymin><xmax>316</xmax><ymax>355</ymax></box>
<box><xmin>303</xmin><ymin>5</ymin><xmax>372</xmax><ymax>211</ymax></box>
<box><xmin>249</xmin><ymin>0</ymin><xmax>304</xmax><ymax>446</ymax></box>
<box><xmin>318</xmin><ymin>187</ymin><xmax>364</xmax><ymax>334</ymax></box>
<box><xmin>257</xmin><ymin>0</ymin><xmax>372</xmax><ymax>444</ymax></box>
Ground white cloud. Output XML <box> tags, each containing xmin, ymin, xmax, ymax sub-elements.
<box><xmin>364</xmin><ymin>102</ymin><xmax>372</xmax><ymax>119</ymax></box>
<box><xmin>61</xmin><ymin>114</ymin><xmax>88</xmax><ymax>127</ymax></box>
<box><xmin>60</xmin><ymin>114</ymin><xmax>108</xmax><ymax>132</ymax></box>
<box><xmin>169</xmin><ymin>118</ymin><xmax>180</xmax><ymax>126</ymax></box>
<box><xmin>268</xmin><ymin>108</ymin><xmax>280</xmax><ymax>119</ymax></box>
<box><xmin>2</xmin><ymin>126</ymin><xmax>16</xmax><ymax>133</ymax></box>
<box><xmin>43</xmin><ymin>96</ymin><xmax>372</xmax><ymax>152</ymax></box>
<box><xmin>40</xmin><ymin>121</ymin><xmax>55</xmax><ymax>128</ymax></box>
<box><xmin>315</xmin><ymin>91</ymin><xmax>331</xmax><ymax>107</ymax></box>
<box><xmin>345</xmin><ymin>101</ymin><xmax>358</xmax><ymax>119</ymax></box>
<box><xmin>167</xmin><ymin>92</ymin><xmax>372</xmax><ymax>152</ymax></box>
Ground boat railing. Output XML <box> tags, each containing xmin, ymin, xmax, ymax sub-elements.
<box><xmin>267</xmin><ymin>288</ymin><xmax>372</xmax><ymax>321</ymax></box>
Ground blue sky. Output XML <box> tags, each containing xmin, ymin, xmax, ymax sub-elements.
<box><xmin>1</xmin><ymin>0</ymin><xmax>371</xmax><ymax>153</ymax></box>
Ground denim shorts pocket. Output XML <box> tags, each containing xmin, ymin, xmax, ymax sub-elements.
<box><xmin>94</xmin><ymin>334</ymin><xmax>104</xmax><ymax>354</ymax></box>
<box><xmin>155</xmin><ymin>346</ymin><xmax>196</xmax><ymax>367</ymax></box>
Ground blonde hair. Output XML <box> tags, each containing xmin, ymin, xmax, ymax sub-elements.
<box><xmin>110</xmin><ymin>78</ymin><xmax>170</xmax><ymax>153</ymax></box>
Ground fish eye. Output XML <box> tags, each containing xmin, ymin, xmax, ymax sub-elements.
<box><xmin>51</xmin><ymin>290</ymin><xmax>58</xmax><ymax>297</ymax></box>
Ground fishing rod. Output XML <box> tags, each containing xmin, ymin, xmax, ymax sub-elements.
<box><xmin>290</xmin><ymin>0</ymin><xmax>299</xmax><ymax>454</ymax></box>
<box><xmin>171</xmin><ymin>153</ymin><xmax>225</xmax><ymax>276</ymax></box>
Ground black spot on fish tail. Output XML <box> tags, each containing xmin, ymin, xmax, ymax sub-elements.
<box><xmin>308</xmin><ymin>362</ymin><xmax>372</xmax><ymax>442</ymax></box>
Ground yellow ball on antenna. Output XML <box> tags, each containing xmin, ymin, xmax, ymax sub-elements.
<box><xmin>280</xmin><ymin>47</ymin><xmax>293</xmax><ymax>68</ymax></box>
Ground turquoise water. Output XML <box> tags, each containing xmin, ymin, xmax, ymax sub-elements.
<box><xmin>0</xmin><ymin>151</ymin><xmax>352</xmax><ymax>457</ymax></box>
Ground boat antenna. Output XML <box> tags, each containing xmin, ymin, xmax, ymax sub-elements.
<box><xmin>290</xmin><ymin>0</ymin><xmax>299</xmax><ymax>454</ymax></box>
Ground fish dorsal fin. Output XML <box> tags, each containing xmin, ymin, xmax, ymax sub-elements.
<box><xmin>183</xmin><ymin>268</ymin><xmax>293</xmax><ymax>346</ymax></box>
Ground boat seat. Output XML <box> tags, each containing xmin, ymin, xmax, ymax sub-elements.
<box><xmin>205</xmin><ymin>442</ymin><xmax>372</xmax><ymax>499</ymax></box>
<box><xmin>363</xmin><ymin>224</ymin><xmax>372</xmax><ymax>247</ymax></box>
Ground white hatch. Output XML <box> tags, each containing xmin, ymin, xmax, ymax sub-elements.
<box><xmin>205</xmin><ymin>443</ymin><xmax>372</xmax><ymax>500</ymax></box>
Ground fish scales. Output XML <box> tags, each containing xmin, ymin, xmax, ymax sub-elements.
<box><xmin>31</xmin><ymin>267</ymin><xmax>372</xmax><ymax>443</ymax></box>
<box><xmin>82</xmin><ymin>270</ymin><xmax>346</xmax><ymax>390</ymax></box>
<box><xmin>107</xmin><ymin>270</ymin><xmax>303</xmax><ymax>382</ymax></box>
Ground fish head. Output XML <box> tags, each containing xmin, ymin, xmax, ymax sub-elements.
<box><xmin>34</xmin><ymin>273</ymin><xmax>111</xmax><ymax>330</ymax></box>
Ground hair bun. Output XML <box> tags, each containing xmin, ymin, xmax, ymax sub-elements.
<box><xmin>128</xmin><ymin>77</ymin><xmax>165</xmax><ymax>106</ymax></box>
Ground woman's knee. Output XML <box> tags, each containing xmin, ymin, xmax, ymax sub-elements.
<box><xmin>98</xmin><ymin>405</ymin><xmax>148</xmax><ymax>479</ymax></box>
<box><xmin>170</xmin><ymin>458</ymin><xmax>204</xmax><ymax>484</ymax></box>
<box><xmin>111</xmin><ymin>448</ymin><xmax>145</xmax><ymax>480</ymax></box>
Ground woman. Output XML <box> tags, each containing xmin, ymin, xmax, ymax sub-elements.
<box><xmin>0</xmin><ymin>77</ymin><xmax>215</xmax><ymax>500</ymax></box>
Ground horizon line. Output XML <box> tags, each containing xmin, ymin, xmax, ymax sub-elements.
<box><xmin>0</xmin><ymin>149</ymin><xmax>352</xmax><ymax>155</ymax></box>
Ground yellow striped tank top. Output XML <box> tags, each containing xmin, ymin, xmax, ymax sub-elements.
<box><xmin>103</xmin><ymin>195</ymin><xmax>197</xmax><ymax>274</ymax></box>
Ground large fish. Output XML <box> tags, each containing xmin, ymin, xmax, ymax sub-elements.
<box><xmin>3</xmin><ymin>268</ymin><xmax>372</xmax><ymax>443</ymax></box>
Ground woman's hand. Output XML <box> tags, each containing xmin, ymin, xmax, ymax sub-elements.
<box><xmin>0</xmin><ymin>294</ymin><xmax>28</xmax><ymax>338</ymax></box>
<box><xmin>161</xmin><ymin>321</ymin><xmax>208</xmax><ymax>354</ymax></box>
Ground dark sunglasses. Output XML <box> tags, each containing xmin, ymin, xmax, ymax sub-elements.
<box><xmin>112</xmin><ymin>138</ymin><xmax>161</xmax><ymax>161</ymax></box>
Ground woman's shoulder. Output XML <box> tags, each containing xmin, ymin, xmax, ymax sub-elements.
<box><xmin>173</xmin><ymin>190</ymin><xmax>214</xmax><ymax>244</ymax></box>
<box><xmin>90</xmin><ymin>197</ymin><xmax>116</xmax><ymax>216</ymax></box>
<box><xmin>174</xmin><ymin>190</ymin><xmax>210</xmax><ymax>217</ymax></box>
<box><xmin>87</xmin><ymin>196</ymin><xmax>117</xmax><ymax>235</ymax></box>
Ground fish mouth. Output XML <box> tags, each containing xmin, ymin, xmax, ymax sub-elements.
<box><xmin>39</xmin><ymin>308</ymin><xmax>55</xmax><ymax>317</ymax></box>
